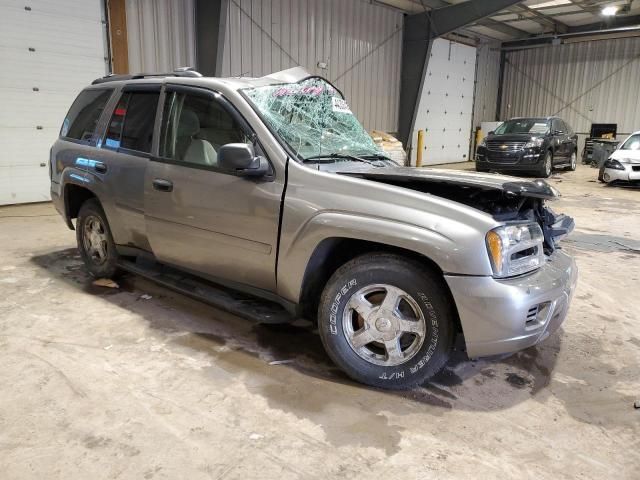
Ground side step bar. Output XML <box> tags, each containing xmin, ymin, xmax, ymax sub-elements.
<box><xmin>117</xmin><ymin>258</ymin><xmax>293</xmax><ymax>324</ymax></box>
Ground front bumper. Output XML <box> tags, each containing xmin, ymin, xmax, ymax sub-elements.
<box><xmin>444</xmin><ymin>250</ymin><xmax>578</xmax><ymax>358</ymax></box>
<box><xmin>476</xmin><ymin>147</ymin><xmax>544</xmax><ymax>171</ymax></box>
<box><xmin>602</xmin><ymin>163</ymin><xmax>640</xmax><ymax>184</ymax></box>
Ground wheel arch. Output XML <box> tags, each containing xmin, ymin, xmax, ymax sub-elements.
<box><xmin>295</xmin><ymin>237</ymin><xmax>461</xmax><ymax>333</ymax></box>
<box><xmin>63</xmin><ymin>183</ymin><xmax>99</xmax><ymax>230</ymax></box>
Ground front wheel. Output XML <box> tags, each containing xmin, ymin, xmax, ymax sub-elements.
<box><xmin>318</xmin><ymin>253</ymin><xmax>455</xmax><ymax>390</ymax></box>
<box><xmin>568</xmin><ymin>150</ymin><xmax>577</xmax><ymax>171</ymax></box>
<box><xmin>538</xmin><ymin>151</ymin><xmax>553</xmax><ymax>178</ymax></box>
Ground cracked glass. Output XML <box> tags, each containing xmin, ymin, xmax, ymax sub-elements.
<box><xmin>243</xmin><ymin>77</ymin><xmax>383</xmax><ymax>161</ymax></box>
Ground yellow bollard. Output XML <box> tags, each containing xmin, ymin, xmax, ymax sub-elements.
<box><xmin>416</xmin><ymin>130</ymin><xmax>424</xmax><ymax>167</ymax></box>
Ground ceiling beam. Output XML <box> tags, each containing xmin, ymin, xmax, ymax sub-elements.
<box><xmin>568</xmin><ymin>13</ymin><xmax>640</xmax><ymax>32</ymax></box>
<box><xmin>506</xmin><ymin>4</ymin><xmax>570</xmax><ymax>33</ymax></box>
<box><xmin>471</xmin><ymin>17</ymin><xmax>532</xmax><ymax>38</ymax></box>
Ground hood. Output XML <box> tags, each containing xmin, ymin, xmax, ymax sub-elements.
<box><xmin>610</xmin><ymin>149</ymin><xmax>640</xmax><ymax>163</ymax></box>
<box><xmin>486</xmin><ymin>133</ymin><xmax>541</xmax><ymax>142</ymax></box>
<box><xmin>337</xmin><ymin>166</ymin><xmax>559</xmax><ymax>200</ymax></box>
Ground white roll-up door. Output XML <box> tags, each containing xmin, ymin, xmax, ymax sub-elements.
<box><xmin>412</xmin><ymin>39</ymin><xmax>477</xmax><ymax>166</ymax></box>
<box><xmin>0</xmin><ymin>0</ymin><xmax>107</xmax><ymax>205</ymax></box>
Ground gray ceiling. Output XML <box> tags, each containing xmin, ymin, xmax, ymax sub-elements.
<box><xmin>377</xmin><ymin>0</ymin><xmax>640</xmax><ymax>42</ymax></box>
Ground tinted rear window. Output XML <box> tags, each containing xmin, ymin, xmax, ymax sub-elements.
<box><xmin>104</xmin><ymin>91</ymin><xmax>159</xmax><ymax>153</ymax></box>
<box><xmin>61</xmin><ymin>89</ymin><xmax>113</xmax><ymax>143</ymax></box>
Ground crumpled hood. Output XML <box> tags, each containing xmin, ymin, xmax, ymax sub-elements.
<box><xmin>610</xmin><ymin>149</ymin><xmax>640</xmax><ymax>163</ymax></box>
<box><xmin>335</xmin><ymin>166</ymin><xmax>560</xmax><ymax>200</ymax></box>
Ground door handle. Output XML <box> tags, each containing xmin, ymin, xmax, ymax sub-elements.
<box><xmin>152</xmin><ymin>178</ymin><xmax>173</xmax><ymax>192</ymax></box>
<box><xmin>94</xmin><ymin>162</ymin><xmax>107</xmax><ymax>173</ymax></box>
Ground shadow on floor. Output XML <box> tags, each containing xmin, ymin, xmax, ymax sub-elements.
<box><xmin>30</xmin><ymin>248</ymin><xmax>562</xmax><ymax>418</ymax></box>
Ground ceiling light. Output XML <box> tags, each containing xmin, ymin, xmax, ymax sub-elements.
<box><xmin>602</xmin><ymin>5</ymin><xmax>619</xmax><ymax>16</ymax></box>
<box><xmin>530</xmin><ymin>0</ymin><xmax>571</xmax><ymax>9</ymax></box>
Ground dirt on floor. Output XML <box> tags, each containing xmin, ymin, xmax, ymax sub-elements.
<box><xmin>0</xmin><ymin>163</ymin><xmax>638</xmax><ymax>479</ymax></box>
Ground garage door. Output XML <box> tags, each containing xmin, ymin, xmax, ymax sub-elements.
<box><xmin>0</xmin><ymin>0</ymin><xmax>107</xmax><ymax>205</ymax></box>
<box><xmin>411</xmin><ymin>39</ymin><xmax>477</xmax><ymax>166</ymax></box>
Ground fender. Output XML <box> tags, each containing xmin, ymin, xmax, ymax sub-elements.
<box><xmin>276</xmin><ymin>211</ymin><xmax>494</xmax><ymax>304</ymax></box>
<box><xmin>58</xmin><ymin>166</ymin><xmax>108</xmax><ymax>229</ymax></box>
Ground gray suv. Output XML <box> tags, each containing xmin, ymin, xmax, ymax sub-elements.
<box><xmin>50</xmin><ymin>67</ymin><xmax>578</xmax><ymax>389</ymax></box>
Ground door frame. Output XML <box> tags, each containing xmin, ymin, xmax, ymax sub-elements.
<box><xmin>150</xmin><ymin>84</ymin><xmax>275</xmax><ymax>179</ymax></box>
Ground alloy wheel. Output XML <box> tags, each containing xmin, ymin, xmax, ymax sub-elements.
<box><xmin>82</xmin><ymin>215</ymin><xmax>108</xmax><ymax>265</ymax></box>
<box><xmin>342</xmin><ymin>284</ymin><xmax>427</xmax><ymax>367</ymax></box>
<box><xmin>545</xmin><ymin>155</ymin><xmax>552</xmax><ymax>177</ymax></box>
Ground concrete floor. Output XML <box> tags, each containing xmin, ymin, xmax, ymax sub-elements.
<box><xmin>1</xmin><ymin>163</ymin><xmax>639</xmax><ymax>479</ymax></box>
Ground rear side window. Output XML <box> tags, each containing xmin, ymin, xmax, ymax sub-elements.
<box><xmin>60</xmin><ymin>89</ymin><xmax>113</xmax><ymax>143</ymax></box>
<box><xmin>104</xmin><ymin>91</ymin><xmax>159</xmax><ymax>154</ymax></box>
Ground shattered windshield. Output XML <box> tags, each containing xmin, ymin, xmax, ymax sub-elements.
<box><xmin>243</xmin><ymin>77</ymin><xmax>384</xmax><ymax>161</ymax></box>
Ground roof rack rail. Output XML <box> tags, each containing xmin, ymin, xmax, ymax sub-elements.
<box><xmin>92</xmin><ymin>67</ymin><xmax>203</xmax><ymax>85</ymax></box>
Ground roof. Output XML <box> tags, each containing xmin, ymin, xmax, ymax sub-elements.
<box><xmin>92</xmin><ymin>67</ymin><xmax>314</xmax><ymax>91</ymax></box>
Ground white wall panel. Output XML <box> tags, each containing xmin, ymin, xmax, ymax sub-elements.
<box><xmin>501</xmin><ymin>37</ymin><xmax>640</xmax><ymax>137</ymax></box>
<box><xmin>0</xmin><ymin>0</ymin><xmax>107</xmax><ymax>205</ymax></box>
<box><xmin>472</xmin><ymin>42</ymin><xmax>501</xmax><ymax>130</ymax></box>
<box><xmin>220</xmin><ymin>0</ymin><xmax>403</xmax><ymax>133</ymax></box>
<box><xmin>412</xmin><ymin>39</ymin><xmax>477</xmax><ymax>166</ymax></box>
<box><xmin>126</xmin><ymin>0</ymin><xmax>196</xmax><ymax>73</ymax></box>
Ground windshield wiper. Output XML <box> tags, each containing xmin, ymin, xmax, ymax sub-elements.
<box><xmin>359</xmin><ymin>153</ymin><xmax>393</xmax><ymax>162</ymax></box>
<box><xmin>303</xmin><ymin>153</ymin><xmax>379</xmax><ymax>165</ymax></box>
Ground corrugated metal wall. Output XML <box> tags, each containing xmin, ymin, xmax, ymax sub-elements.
<box><xmin>125</xmin><ymin>0</ymin><xmax>196</xmax><ymax>73</ymax></box>
<box><xmin>472</xmin><ymin>42</ymin><xmax>501</xmax><ymax>129</ymax></box>
<box><xmin>501</xmin><ymin>37</ymin><xmax>640</xmax><ymax>136</ymax></box>
<box><xmin>220</xmin><ymin>0</ymin><xmax>403</xmax><ymax>132</ymax></box>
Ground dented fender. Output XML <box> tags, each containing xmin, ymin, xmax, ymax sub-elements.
<box><xmin>276</xmin><ymin>211</ymin><xmax>495</xmax><ymax>304</ymax></box>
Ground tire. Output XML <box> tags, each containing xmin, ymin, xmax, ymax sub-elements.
<box><xmin>538</xmin><ymin>151</ymin><xmax>553</xmax><ymax>178</ymax></box>
<box><xmin>568</xmin><ymin>150</ymin><xmax>577</xmax><ymax>171</ymax></box>
<box><xmin>318</xmin><ymin>253</ymin><xmax>455</xmax><ymax>390</ymax></box>
<box><xmin>76</xmin><ymin>198</ymin><xmax>119</xmax><ymax>279</ymax></box>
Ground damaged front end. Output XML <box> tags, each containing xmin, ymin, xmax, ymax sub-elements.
<box><xmin>339</xmin><ymin>168</ymin><xmax>575</xmax><ymax>256</ymax></box>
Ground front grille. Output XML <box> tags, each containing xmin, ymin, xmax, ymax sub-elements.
<box><xmin>632</xmin><ymin>166</ymin><xmax>640</xmax><ymax>172</ymax></box>
<box><xmin>486</xmin><ymin>151</ymin><xmax>520</xmax><ymax>164</ymax></box>
<box><xmin>486</xmin><ymin>140</ymin><xmax>527</xmax><ymax>152</ymax></box>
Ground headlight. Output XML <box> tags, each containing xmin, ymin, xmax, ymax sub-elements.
<box><xmin>486</xmin><ymin>223</ymin><xmax>545</xmax><ymax>278</ymax></box>
<box><xmin>478</xmin><ymin>137</ymin><xmax>487</xmax><ymax>148</ymax></box>
<box><xmin>524</xmin><ymin>137</ymin><xmax>544</xmax><ymax>149</ymax></box>
<box><xmin>604</xmin><ymin>158</ymin><xmax>625</xmax><ymax>170</ymax></box>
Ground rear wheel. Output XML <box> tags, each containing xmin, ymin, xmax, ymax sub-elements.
<box><xmin>77</xmin><ymin>199</ymin><xmax>119</xmax><ymax>279</ymax></box>
<box><xmin>318</xmin><ymin>253</ymin><xmax>454</xmax><ymax>390</ymax></box>
<box><xmin>538</xmin><ymin>151</ymin><xmax>553</xmax><ymax>178</ymax></box>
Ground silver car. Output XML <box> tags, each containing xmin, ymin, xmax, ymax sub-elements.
<box><xmin>50</xmin><ymin>67</ymin><xmax>577</xmax><ymax>389</ymax></box>
<box><xmin>602</xmin><ymin>131</ymin><xmax>640</xmax><ymax>185</ymax></box>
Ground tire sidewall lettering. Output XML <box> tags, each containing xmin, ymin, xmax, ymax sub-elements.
<box><xmin>329</xmin><ymin>278</ymin><xmax>357</xmax><ymax>335</ymax></box>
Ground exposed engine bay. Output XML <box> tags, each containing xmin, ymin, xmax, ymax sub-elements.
<box><xmin>339</xmin><ymin>170</ymin><xmax>575</xmax><ymax>255</ymax></box>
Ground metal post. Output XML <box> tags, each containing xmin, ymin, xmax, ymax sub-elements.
<box><xmin>416</xmin><ymin>130</ymin><xmax>424</xmax><ymax>167</ymax></box>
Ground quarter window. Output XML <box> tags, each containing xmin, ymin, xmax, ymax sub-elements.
<box><xmin>60</xmin><ymin>89</ymin><xmax>113</xmax><ymax>143</ymax></box>
<box><xmin>104</xmin><ymin>91</ymin><xmax>159</xmax><ymax>154</ymax></box>
<box><xmin>159</xmin><ymin>91</ymin><xmax>249</xmax><ymax>168</ymax></box>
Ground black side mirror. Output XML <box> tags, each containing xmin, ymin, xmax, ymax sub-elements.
<box><xmin>218</xmin><ymin>143</ymin><xmax>269</xmax><ymax>177</ymax></box>
<box><xmin>488</xmin><ymin>131</ymin><xmax>495</xmax><ymax>136</ymax></box>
